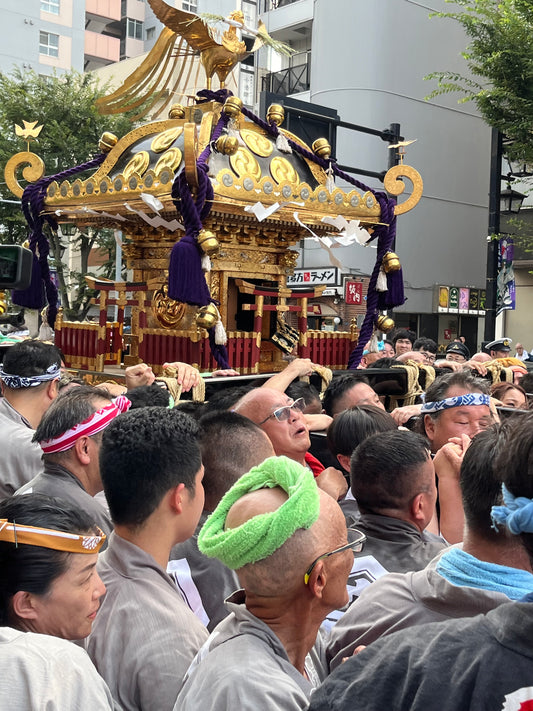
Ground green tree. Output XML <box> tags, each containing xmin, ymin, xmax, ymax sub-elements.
<box><xmin>425</xmin><ymin>0</ymin><xmax>533</xmax><ymax>164</ymax></box>
<box><xmin>0</xmin><ymin>68</ymin><xmax>133</xmax><ymax>320</ymax></box>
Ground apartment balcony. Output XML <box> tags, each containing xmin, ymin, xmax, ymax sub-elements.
<box><xmin>84</xmin><ymin>30</ymin><xmax>120</xmax><ymax>71</ymax></box>
<box><xmin>262</xmin><ymin>59</ymin><xmax>310</xmax><ymax>96</ymax></box>
<box><xmin>260</xmin><ymin>0</ymin><xmax>313</xmax><ymax>38</ymax></box>
<box><xmin>86</xmin><ymin>0</ymin><xmax>121</xmax><ymax>35</ymax></box>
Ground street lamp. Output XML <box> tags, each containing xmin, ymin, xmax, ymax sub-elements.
<box><xmin>500</xmin><ymin>184</ymin><xmax>527</xmax><ymax>214</ymax></box>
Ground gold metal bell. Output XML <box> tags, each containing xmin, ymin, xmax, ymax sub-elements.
<box><xmin>215</xmin><ymin>135</ymin><xmax>239</xmax><ymax>156</ymax></box>
<box><xmin>197</xmin><ymin>229</ymin><xmax>220</xmax><ymax>257</ymax></box>
<box><xmin>196</xmin><ymin>303</ymin><xmax>219</xmax><ymax>330</ymax></box>
<box><xmin>312</xmin><ymin>138</ymin><xmax>331</xmax><ymax>160</ymax></box>
<box><xmin>168</xmin><ymin>104</ymin><xmax>186</xmax><ymax>119</ymax></box>
<box><xmin>382</xmin><ymin>251</ymin><xmax>401</xmax><ymax>273</ymax></box>
<box><xmin>99</xmin><ymin>132</ymin><xmax>118</xmax><ymax>153</ymax></box>
<box><xmin>266</xmin><ymin>104</ymin><xmax>285</xmax><ymax>126</ymax></box>
<box><xmin>223</xmin><ymin>96</ymin><xmax>243</xmax><ymax>118</ymax></box>
<box><xmin>376</xmin><ymin>315</ymin><xmax>395</xmax><ymax>333</ymax></box>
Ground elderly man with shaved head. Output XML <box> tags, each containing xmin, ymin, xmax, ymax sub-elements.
<box><xmin>175</xmin><ymin>456</ymin><xmax>362</xmax><ymax>710</ymax></box>
<box><xmin>234</xmin><ymin>387</ymin><xmax>347</xmax><ymax>500</ymax></box>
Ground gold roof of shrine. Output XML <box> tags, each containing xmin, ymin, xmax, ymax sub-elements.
<box><xmin>5</xmin><ymin>101</ymin><xmax>423</xmax><ymax>236</ymax></box>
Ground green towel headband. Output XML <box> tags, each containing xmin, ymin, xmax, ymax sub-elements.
<box><xmin>198</xmin><ymin>455</ymin><xmax>320</xmax><ymax>570</ymax></box>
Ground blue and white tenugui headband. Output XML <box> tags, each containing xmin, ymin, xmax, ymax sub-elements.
<box><xmin>0</xmin><ymin>362</ymin><xmax>61</xmax><ymax>389</ymax></box>
<box><xmin>421</xmin><ymin>393</ymin><xmax>490</xmax><ymax>414</ymax></box>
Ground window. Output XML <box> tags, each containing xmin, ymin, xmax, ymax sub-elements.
<box><xmin>41</xmin><ymin>0</ymin><xmax>60</xmax><ymax>13</ymax></box>
<box><xmin>39</xmin><ymin>31</ymin><xmax>59</xmax><ymax>57</ymax></box>
<box><xmin>127</xmin><ymin>18</ymin><xmax>143</xmax><ymax>40</ymax></box>
<box><xmin>146</xmin><ymin>26</ymin><xmax>155</xmax><ymax>41</ymax></box>
<box><xmin>182</xmin><ymin>1</ymin><xmax>197</xmax><ymax>12</ymax></box>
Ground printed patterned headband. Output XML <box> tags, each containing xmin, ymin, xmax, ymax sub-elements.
<box><xmin>421</xmin><ymin>392</ymin><xmax>490</xmax><ymax>414</ymax></box>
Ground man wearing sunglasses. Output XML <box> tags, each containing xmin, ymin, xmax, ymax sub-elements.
<box><xmin>176</xmin><ymin>456</ymin><xmax>362</xmax><ymax>711</ymax></box>
<box><xmin>234</xmin><ymin>387</ymin><xmax>348</xmax><ymax>500</ymax></box>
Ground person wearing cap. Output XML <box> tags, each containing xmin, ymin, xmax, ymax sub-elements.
<box><xmin>0</xmin><ymin>494</ymin><xmax>113</xmax><ymax>709</ymax></box>
<box><xmin>0</xmin><ymin>339</ymin><xmax>62</xmax><ymax>499</ymax></box>
<box><xmin>86</xmin><ymin>407</ymin><xmax>208</xmax><ymax>711</ymax></box>
<box><xmin>485</xmin><ymin>337</ymin><xmax>512</xmax><ymax>359</ymax></box>
<box><xmin>15</xmin><ymin>385</ymin><xmax>128</xmax><ymax>539</ymax></box>
<box><xmin>444</xmin><ymin>341</ymin><xmax>470</xmax><ymax>363</ymax></box>
<box><xmin>175</xmin><ymin>456</ymin><xmax>360</xmax><ymax>711</ymax></box>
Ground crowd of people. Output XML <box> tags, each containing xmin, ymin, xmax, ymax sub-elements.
<box><xmin>1</xmin><ymin>335</ymin><xmax>533</xmax><ymax>710</ymax></box>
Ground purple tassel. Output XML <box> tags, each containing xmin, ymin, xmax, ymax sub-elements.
<box><xmin>378</xmin><ymin>268</ymin><xmax>405</xmax><ymax>309</ymax></box>
<box><xmin>208</xmin><ymin>327</ymin><xmax>231</xmax><ymax>370</ymax></box>
<box><xmin>167</xmin><ymin>231</ymin><xmax>210</xmax><ymax>306</ymax></box>
<box><xmin>12</xmin><ymin>252</ymin><xmax>45</xmax><ymax>309</ymax></box>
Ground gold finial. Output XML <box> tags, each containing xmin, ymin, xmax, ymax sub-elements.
<box><xmin>169</xmin><ymin>104</ymin><xmax>186</xmax><ymax>119</ymax></box>
<box><xmin>223</xmin><ymin>96</ymin><xmax>243</xmax><ymax>118</ymax></box>
<box><xmin>99</xmin><ymin>132</ymin><xmax>118</xmax><ymax>153</ymax></box>
<box><xmin>197</xmin><ymin>229</ymin><xmax>220</xmax><ymax>257</ymax></box>
<box><xmin>215</xmin><ymin>135</ymin><xmax>239</xmax><ymax>156</ymax></box>
<box><xmin>388</xmin><ymin>139</ymin><xmax>417</xmax><ymax>165</ymax></box>
<box><xmin>14</xmin><ymin>120</ymin><xmax>43</xmax><ymax>151</ymax></box>
<box><xmin>196</xmin><ymin>303</ymin><xmax>219</xmax><ymax>330</ymax></box>
<box><xmin>312</xmin><ymin>138</ymin><xmax>331</xmax><ymax>160</ymax></box>
<box><xmin>376</xmin><ymin>315</ymin><xmax>395</xmax><ymax>333</ymax></box>
<box><xmin>266</xmin><ymin>104</ymin><xmax>285</xmax><ymax>126</ymax></box>
<box><xmin>382</xmin><ymin>251</ymin><xmax>401</xmax><ymax>273</ymax></box>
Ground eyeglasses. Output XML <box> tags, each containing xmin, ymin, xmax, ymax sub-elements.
<box><xmin>257</xmin><ymin>397</ymin><xmax>306</xmax><ymax>425</ymax></box>
<box><xmin>304</xmin><ymin>527</ymin><xmax>366</xmax><ymax>585</ymax></box>
<box><xmin>421</xmin><ymin>352</ymin><xmax>436</xmax><ymax>363</ymax></box>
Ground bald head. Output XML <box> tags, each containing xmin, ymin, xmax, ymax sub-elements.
<box><xmin>234</xmin><ymin>387</ymin><xmax>310</xmax><ymax>462</ymax></box>
<box><xmin>227</xmin><ymin>487</ymin><xmax>347</xmax><ymax>598</ymax></box>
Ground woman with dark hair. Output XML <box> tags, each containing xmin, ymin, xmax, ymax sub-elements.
<box><xmin>0</xmin><ymin>493</ymin><xmax>106</xmax><ymax>639</ymax></box>
<box><xmin>327</xmin><ymin>405</ymin><xmax>398</xmax><ymax>527</ymax></box>
<box><xmin>0</xmin><ymin>493</ymin><xmax>114</xmax><ymax>709</ymax></box>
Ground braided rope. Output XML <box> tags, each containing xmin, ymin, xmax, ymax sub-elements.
<box><xmin>19</xmin><ymin>153</ymin><xmax>106</xmax><ymax>327</ymax></box>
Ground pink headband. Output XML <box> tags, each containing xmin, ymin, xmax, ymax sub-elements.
<box><xmin>39</xmin><ymin>395</ymin><xmax>131</xmax><ymax>454</ymax></box>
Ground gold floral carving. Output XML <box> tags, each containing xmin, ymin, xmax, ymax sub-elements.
<box><xmin>383</xmin><ymin>164</ymin><xmax>424</xmax><ymax>216</ymax></box>
<box><xmin>279</xmin><ymin>250</ymin><xmax>298</xmax><ymax>268</ymax></box>
<box><xmin>230</xmin><ymin>148</ymin><xmax>262</xmax><ymax>181</ymax></box>
<box><xmin>151</xmin><ymin>127</ymin><xmax>183</xmax><ymax>153</ymax></box>
<box><xmin>123</xmin><ymin>151</ymin><xmax>150</xmax><ymax>179</ymax></box>
<box><xmin>152</xmin><ymin>285</ymin><xmax>187</xmax><ymax>328</ymax></box>
<box><xmin>240</xmin><ymin>129</ymin><xmax>273</xmax><ymax>157</ymax></box>
<box><xmin>210</xmin><ymin>271</ymin><xmax>221</xmax><ymax>302</ymax></box>
<box><xmin>4</xmin><ymin>151</ymin><xmax>45</xmax><ymax>198</ymax></box>
<box><xmin>154</xmin><ymin>148</ymin><xmax>182</xmax><ymax>174</ymax></box>
<box><xmin>270</xmin><ymin>156</ymin><xmax>298</xmax><ymax>185</ymax></box>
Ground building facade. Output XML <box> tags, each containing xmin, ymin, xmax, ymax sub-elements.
<box><xmin>258</xmin><ymin>0</ymin><xmax>493</xmax><ymax>352</ymax></box>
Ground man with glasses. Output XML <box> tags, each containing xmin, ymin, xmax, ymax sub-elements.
<box><xmin>176</xmin><ymin>456</ymin><xmax>361</xmax><ymax>711</ymax></box>
<box><xmin>234</xmin><ymin>387</ymin><xmax>348</xmax><ymax>500</ymax></box>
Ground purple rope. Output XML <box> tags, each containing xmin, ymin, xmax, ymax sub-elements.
<box><xmin>16</xmin><ymin>154</ymin><xmax>106</xmax><ymax>326</ymax></box>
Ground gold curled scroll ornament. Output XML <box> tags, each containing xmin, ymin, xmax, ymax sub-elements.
<box><xmin>240</xmin><ymin>129</ymin><xmax>273</xmax><ymax>158</ymax></box>
<box><xmin>383</xmin><ymin>164</ymin><xmax>424</xmax><ymax>216</ymax></box>
<box><xmin>184</xmin><ymin>122</ymin><xmax>199</xmax><ymax>190</ymax></box>
<box><xmin>123</xmin><ymin>151</ymin><xmax>150</xmax><ymax>180</ymax></box>
<box><xmin>4</xmin><ymin>151</ymin><xmax>45</xmax><ymax>199</ymax></box>
<box><xmin>229</xmin><ymin>147</ymin><xmax>262</xmax><ymax>181</ymax></box>
<box><xmin>151</xmin><ymin>126</ymin><xmax>183</xmax><ymax>153</ymax></box>
<box><xmin>270</xmin><ymin>156</ymin><xmax>298</xmax><ymax>185</ymax></box>
<box><xmin>152</xmin><ymin>284</ymin><xmax>187</xmax><ymax>328</ymax></box>
<box><xmin>155</xmin><ymin>147</ymin><xmax>183</xmax><ymax>174</ymax></box>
